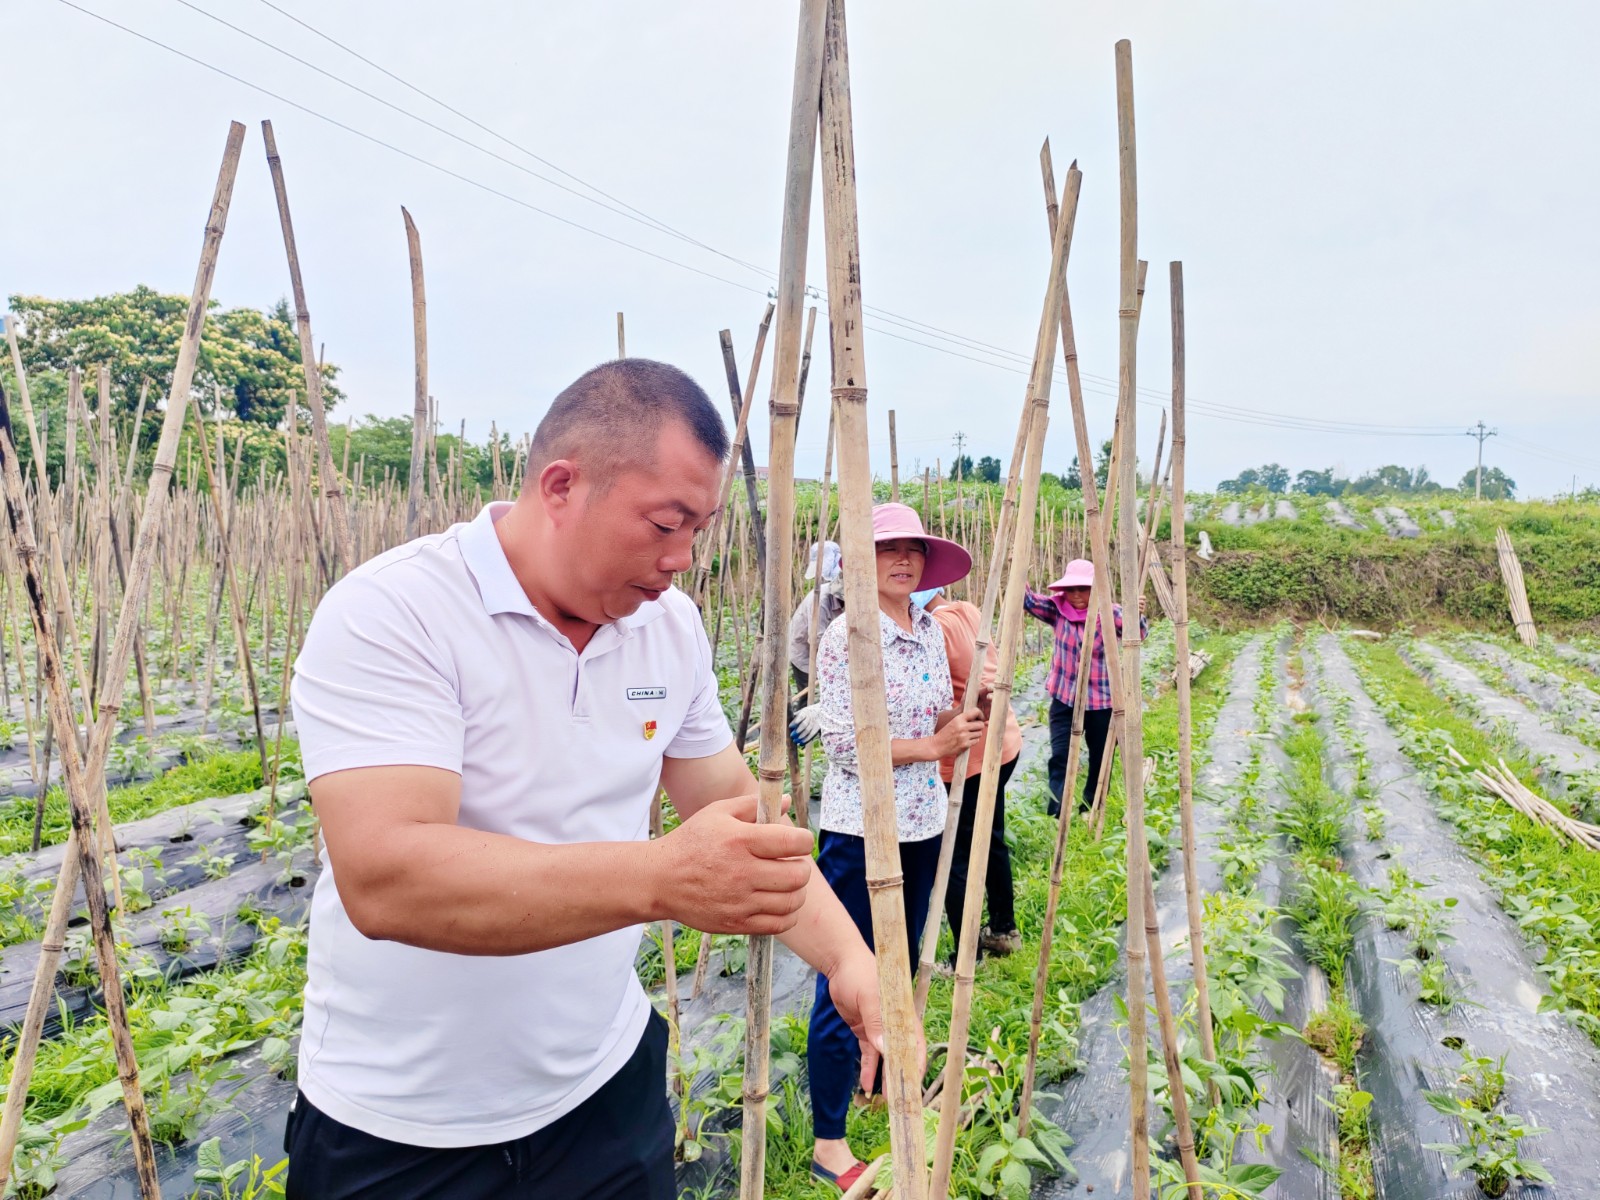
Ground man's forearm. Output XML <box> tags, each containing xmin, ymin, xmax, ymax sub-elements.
<box><xmin>778</xmin><ymin>860</ymin><xmax>872</xmax><ymax>978</ymax></box>
<box><xmin>341</xmin><ymin>825</ymin><xmax>663</xmax><ymax>955</ymax></box>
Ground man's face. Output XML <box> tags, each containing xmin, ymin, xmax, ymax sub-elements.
<box><xmin>554</xmin><ymin>421</ymin><xmax>722</xmax><ymax>624</ymax></box>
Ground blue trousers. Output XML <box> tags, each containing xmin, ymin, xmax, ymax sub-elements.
<box><xmin>809</xmin><ymin>829</ymin><xmax>942</xmax><ymax>1140</ymax></box>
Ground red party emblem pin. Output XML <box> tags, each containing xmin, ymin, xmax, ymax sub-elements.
<box><xmin>643</xmin><ymin>720</ymin><xmax>657</xmax><ymax>741</ymax></box>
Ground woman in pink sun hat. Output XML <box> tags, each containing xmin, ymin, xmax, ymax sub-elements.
<box><xmin>1024</xmin><ymin>557</ymin><xmax>1147</xmax><ymax>817</ymax></box>
<box><xmin>805</xmin><ymin>502</ymin><xmax>982</xmax><ymax>1189</ymax></box>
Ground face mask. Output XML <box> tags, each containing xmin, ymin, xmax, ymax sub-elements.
<box><xmin>1055</xmin><ymin>596</ymin><xmax>1088</xmax><ymax>623</ymax></box>
<box><xmin>911</xmin><ymin>588</ymin><xmax>941</xmax><ymax>610</ymax></box>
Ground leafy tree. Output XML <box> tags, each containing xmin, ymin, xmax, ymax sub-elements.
<box><xmin>1258</xmin><ymin>463</ymin><xmax>1290</xmax><ymax>493</ymax></box>
<box><xmin>1458</xmin><ymin>465</ymin><xmax>1516</xmax><ymax>500</ymax></box>
<box><xmin>1062</xmin><ymin>457</ymin><xmax>1082</xmax><ymax>490</ymax></box>
<box><xmin>975</xmin><ymin>455</ymin><xmax>1001</xmax><ymax>483</ymax></box>
<box><xmin>1293</xmin><ymin>468</ymin><xmax>1349</xmax><ymax>497</ymax></box>
<box><xmin>1216</xmin><ymin>467</ymin><xmax>1260</xmax><ymax>495</ymax></box>
<box><xmin>1347</xmin><ymin>464</ymin><xmax>1441</xmax><ymax>495</ymax></box>
<box><xmin>948</xmin><ymin>454</ymin><xmax>974</xmax><ymax>481</ymax></box>
<box><xmin>1093</xmin><ymin>438</ymin><xmax>1113</xmax><ymax>491</ymax></box>
<box><xmin>5</xmin><ymin>288</ymin><xmax>343</xmax><ymax>433</ymax></box>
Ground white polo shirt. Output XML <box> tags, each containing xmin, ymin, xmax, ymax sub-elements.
<box><xmin>289</xmin><ymin>501</ymin><xmax>732</xmax><ymax>1147</ymax></box>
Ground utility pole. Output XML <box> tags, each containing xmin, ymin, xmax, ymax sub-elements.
<box><xmin>952</xmin><ymin>431</ymin><xmax>968</xmax><ymax>480</ymax></box>
<box><xmin>1464</xmin><ymin>420</ymin><xmax>1497</xmax><ymax>500</ymax></box>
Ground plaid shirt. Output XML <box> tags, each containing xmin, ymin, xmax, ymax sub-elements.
<box><xmin>1023</xmin><ymin>588</ymin><xmax>1145</xmax><ymax>710</ymax></box>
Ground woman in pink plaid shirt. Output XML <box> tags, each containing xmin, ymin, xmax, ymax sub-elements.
<box><xmin>1023</xmin><ymin>558</ymin><xmax>1147</xmax><ymax>817</ymax></box>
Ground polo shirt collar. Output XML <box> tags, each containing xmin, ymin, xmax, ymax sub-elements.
<box><xmin>458</xmin><ymin>502</ymin><xmax>668</xmax><ymax>636</ymax></box>
<box><xmin>882</xmin><ymin>604</ymin><xmax>934</xmax><ymax>643</ymax></box>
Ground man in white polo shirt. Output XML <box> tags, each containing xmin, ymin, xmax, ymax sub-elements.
<box><xmin>286</xmin><ymin>360</ymin><xmax>885</xmax><ymax>1198</ymax></box>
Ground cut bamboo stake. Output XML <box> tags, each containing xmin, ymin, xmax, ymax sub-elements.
<box><xmin>1140</xmin><ymin>767</ymin><xmax>1203</xmax><ymax>1199</ymax></box>
<box><xmin>740</xmin><ymin>4</ymin><xmax>825</xmax><ymax>1189</ymax></box>
<box><xmin>888</xmin><ymin>409</ymin><xmax>900</xmax><ymax>501</ymax></box>
<box><xmin>0</xmin><ymin>390</ymin><xmax>165</xmax><ymax>1199</ymax></box>
<box><xmin>0</xmin><ymin>122</ymin><xmax>246</xmax><ymax>1197</ymax></box>
<box><xmin>188</xmin><ymin>392</ymin><xmax>269</xmax><ymax>783</ymax></box>
<box><xmin>931</xmin><ymin>144</ymin><xmax>1075</xmax><ymax>1200</ymax></box>
<box><xmin>1018</xmin><ymin>602</ymin><xmax>1096</xmax><ymax>1133</ymax></box>
<box><xmin>817</xmin><ymin>0</ymin><xmax>927</xmax><ymax>1191</ymax></box>
<box><xmin>616</xmin><ymin>311</ymin><xmax>626</xmax><ymax>358</ymax></box>
<box><xmin>403</xmin><ymin>207</ymin><xmax>428</xmax><ymax>540</ymax></box>
<box><xmin>262</xmin><ymin>120</ymin><xmax>354</xmax><ymax>573</ymax></box>
<box><xmin>1113</xmin><ymin>41</ymin><xmax>1153</xmax><ymax>1200</ymax></box>
<box><xmin>1168</xmin><ymin>261</ymin><xmax>1218</xmax><ymax>1092</ymax></box>
<box><xmin>719</xmin><ymin>307</ymin><xmax>776</xmax><ymax>581</ymax></box>
<box><xmin>798</xmin><ymin>395</ymin><xmax>837</xmax><ymax>832</ymax></box>
<box><xmin>913</xmin><ymin>211</ymin><xmax>1060</xmax><ymax>1015</ymax></box>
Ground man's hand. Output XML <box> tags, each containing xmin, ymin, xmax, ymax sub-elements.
<box><xmin>823</xmin><ymin>949</ymin><xmax>926</xmax><ymax>1095</ymax></box>
<box><xmin>932</xmin><ymin>709</ymin><xmax>985</xmax><ymax>759</ymax></box>
<box><xmin>649</xmin><ymin>796</ymin><xmax>813</xmax><ymax>935</ymax></box>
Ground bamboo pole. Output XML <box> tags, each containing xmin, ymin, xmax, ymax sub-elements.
<box><xmin>740</xmin><ymin>5</ymin><xmax>825</xmax><ymax>1190</ymax></box>
<box><xmin>929</xmin><ymin>141</ymin><xmax>1073</xmax><ymax>1200</ymax></box>
<box><xmin>1112</xmin><ymin>42</ymin><xmax>1153</xmax><ymax>1200</ymax></box>
<box><xmin>187</xmin><ymin>394</ymin><xmax>269</xmax><ymax>781</ymax></box>
<box><xmin>817</xmin><ymin>0</ymin><xmax>927</xmax><ymax>1191</ymax></box>
<box><xmin>616</xmin><ymin>311</ymin><xmax>626</xmax><ymax>358</ymax></box>
<box><xmin>0</xmin><ymin>122</ymin><xmax>246</xmax><ymax>1196</ymax></box>
<box><xmin>262</xmin><ymin>120</ymin><xmax>354</xmax><ymax>574</ymax></box>
<box><xmin>1018</xmin><ymin>601</ymin><xmax>1096</xmax><ymax>1132</ymax></box>
<box><xmin>0</xmin><ymin>387</ymin><xmax>166</xmax><ymax>1199</ymax></box>
<box><xmin>719</xmin><ymin>308</ymin><xmax>776</xmax><ymax>582</ymax></box>
<box><xmin>1140</xmin><ymin>779</ymin><xmax>1203</xmax><ymax>1199</ymax></box>
<box><xmin>888</xmin><ymin>409</ymin><xmax>900</xmax><ymax>501</ymax></box>
<box><xmin>913</xmin><ymin>239</ymin><xmax>1055</xmax><ymax>1014</ymax></box>
<box><xmin>1168</xmin><ymin>261</ymin><xmax>1218</xmax><ymax>1091</ymax></box>
<box><xmin>799</xmin><ymin>398</ymin><xmax>838</xmax><ymax>829</ymax></box>
<box><xmin>403</xmin><ymin>207</ymin><xmax>428</xmax><ymax>540</ymax></box>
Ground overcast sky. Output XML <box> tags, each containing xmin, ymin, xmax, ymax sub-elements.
<box><xmin>6</xmin><ymin>1</ymin><xmax>1599</xmax><ymax>496</ymax></box>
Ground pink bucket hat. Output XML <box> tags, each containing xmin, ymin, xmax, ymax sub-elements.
<box><xmin>871</xmin><ymin>502</ymin><xmax>972</xmax><ymax>591</ymax></box>
<box><xmin>1048</xmin><ymin>558</ymin><xmax>1097</xmax><ymax>591</ymax></box>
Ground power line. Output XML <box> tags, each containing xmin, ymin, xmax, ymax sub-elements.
<box><xmin>42</xmin><ymin>0</ymin><xmax>1593</xmax><ymax>468</ymax></box>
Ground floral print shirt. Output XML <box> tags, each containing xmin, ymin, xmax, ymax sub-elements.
<box><xmin>816</xmin><ymin>605</ymin><xmax>953</xmax><ymax>842</ymax></box>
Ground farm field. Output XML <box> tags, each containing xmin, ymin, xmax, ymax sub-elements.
<box><xmin>0</xmin><ymin>406</ymin><xmax>1597</xmax><ymax>1198</ymax></box>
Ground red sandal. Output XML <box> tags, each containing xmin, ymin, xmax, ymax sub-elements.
<box><xmin>810</xmin><ymin>1158</ymin><xmax>868</xmax><ymax>1192</ymax></box>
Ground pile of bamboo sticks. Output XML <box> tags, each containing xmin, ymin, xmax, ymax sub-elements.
<box><xmin>1494</xmin><ymin>525</ymin><xmax>1538</xmax><ymax>647</ymax></box>
<box><xmin>1451</xmin><ymin>747</ymin><xmax>1600</xmax><ymax>852</ymax></box>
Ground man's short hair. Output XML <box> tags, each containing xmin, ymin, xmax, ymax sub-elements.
<box><xmin>527</xmin><ymin>359</ymin><xmax>729</xmax><ymax>489</ymax></box>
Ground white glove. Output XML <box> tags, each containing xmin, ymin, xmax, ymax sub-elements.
<box><xmin>790</xmin><ymin>704</ymin><xmax>823</xmax><ymax>747</ymax></box>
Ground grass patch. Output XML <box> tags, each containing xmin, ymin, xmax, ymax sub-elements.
<box><xmin>0</xmin><ymin>745</ymin><xmax>279</xmax><ymax>856</ymax></box>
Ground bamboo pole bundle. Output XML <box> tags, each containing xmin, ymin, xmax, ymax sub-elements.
<box><xmin>817</xmin><ymin>0</ymin><xmax>927</xmax><ymax>1190</ymax></box>
<box><xmin>0</xmin><ymin>123</ymin><xmax>245</xmax><ymax>1196</ymax></box>
<box><xmin>403</xmin><ymin>207</ymin><xmax>429</xmax><ymax>540</ymax></box>
<box><xmin>1452</xmin><ymin>747</ymin><xmax>1600</xmax><ymax>851</ymax></box>
<box><xmin>740</xmin><ymin>4</ymin><xmax>825</xmax><ymax>1188</ymax></box>
<box><xmin>262</xmin><ymin>120</ymin><xmax>354</xmax><ymax>574</ymax></box>
<box><xmin>1167</xmin><ymin>261</ymin><xmax>1218</xmax><ymax>1092</ymax></box>
<box><xmin>1494</xmin><ymin>526</ymin><xmax>1537</xmax><ymax>647</ymax></box>
<box><xmin>930</xmin><ymin>144</ymin><xmax>1075</xmax><ymax>1200</ymax></box>
<box><xmin>1113</xmin><ymin>42</ymin><xmax>1153</xmax><ymax>1200</ymax></box>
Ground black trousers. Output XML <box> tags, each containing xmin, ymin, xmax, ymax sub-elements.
<box><xmin>284</xmin><ymin>1010</ymin><xmax>674</xmax><ymax>1200</ymax></box>
<box><xmin>944</xmin><ymin>756</ymin><xmax>1018</xmax><ymax>947</ymax></box>
<box><xmin>1047</xmin><ymin>700</ymin><xmax>1113</xmax><ymax>818</ymax></box>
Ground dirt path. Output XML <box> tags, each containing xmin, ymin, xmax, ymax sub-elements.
<box><xmin>1317</xmin><ymin>634</ymin><xmax>1600</xmax><ymax>1198</ymax></box>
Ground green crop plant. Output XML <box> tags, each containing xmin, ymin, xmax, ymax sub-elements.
<box><xmin>1286</xmin><ymin>862</ymin><xmax>1365</xmax><ymax>989</ymax></box>
<box><xmin>1303</xmin><ymin>993</ymin><xmax>1365</xmax><ymax>1077</ymax></box>
<box><xmin>183</xmin><ymin>845</ymin><xmax>240</xmax><ymax>881</ymax></box>
<box><xmin>0</xmin><ymin>746</ymin><xmax>279</xmax><ymax>855</ymax></box>
<box><xmin>1345</xmin><ymin>637</ymin><xmax>1600</xmax><ymax>1045</ymax></box>
<box><xmin>1423</xmin><ymin>1092</ymin><xmax>1552</xmax><ymax>1197</ymax></box>
<box><xmin>159</xmin><ymin>906</ymin><xmax>212</xmax><ymax>955</ymax></box>
<box><xmin>187</xmin><ymin>1136</ymin><xmax>287</xmax><ymax>1199</ymax></box>
<box><xmin>7</xmin><ymin>1115</ymin><xmax>87</xmax><ymax>1200</ymax></box>
<box><xmin>1451</xmin><ymin>1045</ymin><xmax>1508</xmax><ymax>1113</ymax></box>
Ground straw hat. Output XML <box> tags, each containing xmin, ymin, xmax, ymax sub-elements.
<box><xmin>871</xmin><ymin>502</ymin><xmax>972</xmax><ymax>591</ymax></box>
<box><xmin>1047</xmin><ymin>558</ymin><xmax>1096</xmax><ymax>591</ymax></box>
